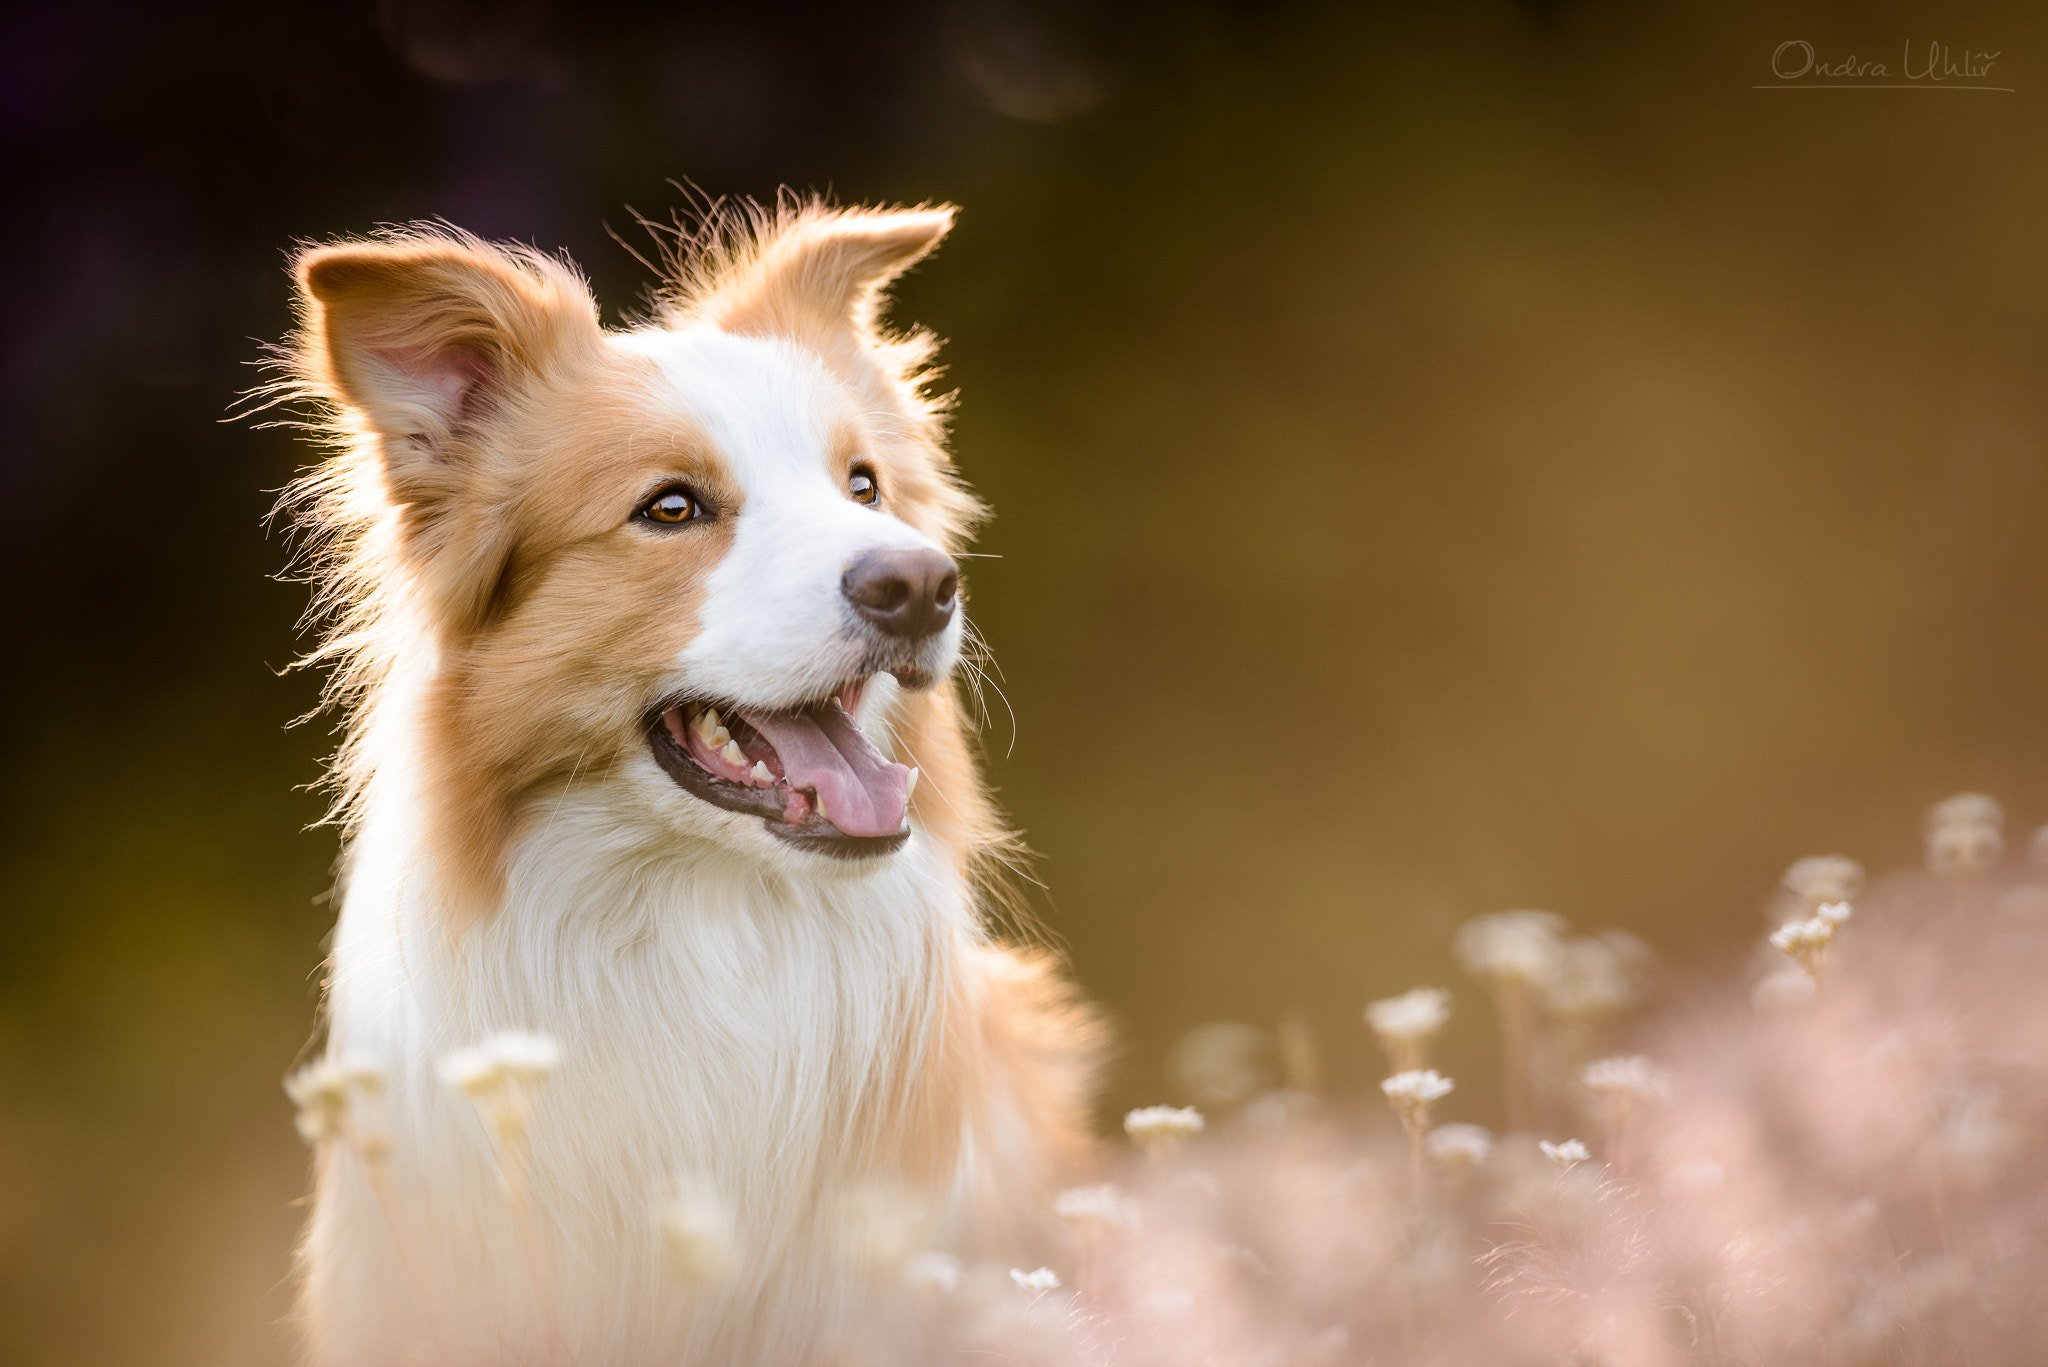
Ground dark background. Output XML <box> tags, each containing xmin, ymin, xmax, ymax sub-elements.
<box><xmin>5</xmin><ymin>1</ymin><xmax>2047</xmax><ymax>1362</ymax></box>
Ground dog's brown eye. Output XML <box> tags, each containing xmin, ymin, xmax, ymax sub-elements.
<box><xmin>848</xmin><ymin>468</ymin><xmax>880</xmax><ymax>505</ymax></box>
<box><xmin>639</xmin><ymin>487</ymin><xmax>701</xmax><ymax>526</ymax></box>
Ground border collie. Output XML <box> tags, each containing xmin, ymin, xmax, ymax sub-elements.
<box><xmin>274</xmin><ymin>201</ymin><xmax>1101</xmax><ymax>1365</ymax></box>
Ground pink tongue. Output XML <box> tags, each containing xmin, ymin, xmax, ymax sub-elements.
<box><xmin>736</xmin><ymin>703</ymin><xmax>910</xmax><ymax>838</ymax></box>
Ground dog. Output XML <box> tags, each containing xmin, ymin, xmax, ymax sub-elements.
<box><xmin>274</xmin><ymin>201</ymin><xmax>1102</xmax><ymax>1365</ymax></box>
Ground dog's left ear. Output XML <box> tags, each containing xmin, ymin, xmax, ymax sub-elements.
<box><xmin>704</xmin><ymin>205</ymin><xmax>955</xmax><ymax>385</ymax></box>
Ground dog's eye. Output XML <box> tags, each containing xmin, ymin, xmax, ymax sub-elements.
<box><xmin>848</xmin><ymin>468</ymin><xmax>880</xmax><ymax>506</ymax></box>
<box><xmin>638</xmin><ymin>486</ymin><xmax>701</xmax><ymax>526</ymax></box>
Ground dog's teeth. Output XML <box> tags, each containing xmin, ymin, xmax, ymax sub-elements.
<box><xmin>710</xmin><ymin>726</ymin><xmax>732</xmax><ymax>748</ymax></box>
<box><xmin>692</xmin><ymin>709</ymin><xmax>720</xmax><ymax>745</ymax></box>
<box><xmin>720</xmin><ymin>740</ymin><xmax>746</xmax><ymax>768</ymax></box>
<box><xmin>905</xmin><ymin>767</ymin><xmax>919</xmax><ymax>800</ymax></box>
<box><xmin>812</xmin><ymin>790</ymin><xmax>828</xmax><ymax>821</ymax></box>
<box><xmin>750</xmin><ymin>761</ymin><xmax>773</xmax><ymax>785</ymax></box>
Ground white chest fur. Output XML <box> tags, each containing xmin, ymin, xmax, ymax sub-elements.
<box><xmin>307</xmin><ymin>780</ymin><xmax>982</xmax><ymax>1365</ymax></box>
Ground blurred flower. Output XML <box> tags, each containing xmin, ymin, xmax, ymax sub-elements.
<box><xmin>1581</xmin><ymin>1055</ymin><xmax>1673</xmax><ymax>1107</ymax></box>
<box><xmin>1168</xmin><ymin>1022</ymin><xmax>1272</xmax><ymax>1110</ymax></box>
<box><xmin>439</xmin><ymin>1030</ymin><xmax>559</xmax><ymax>1145</ymax></box>
<box><xmin>1539</xmin><ymin>931</ymin><xmax>1655</xmax><ymax>1024</ymax></box>
<box><xmin>284</xmin><ymin>1051</ymin><xmax>388</xmax><ymax>1154</ymax></box>
<box><xmin>1927</xmin><ymin>793</ymin><xmax>2003</xmax><ymax>877</ymax></box>
<box><xmin>1456</xmin><ymin>911</ymin><xmax>1567</xmax><ymax>986</ymax></box>
<box><xmin>1426</xmin><ymin>1122</ymin><xmax>1494</xmax><ymax>1171</ymax></box>
<box><xmin>1381</xmin><ymin>1069</ymin><xmax>1454</xmax><ymax>1133</ymax></box>
<box><xmin>1010</xmin><ymin>1266</ymin><xmax>1061</xmax><ymax>1294</ymax></box>
<box><xmin>1125</xmin><ymin>1105</ymin><xmax>1205</xmax><ymax>1161</ymax></box>
<box><xmin>1783</xmin><ymin>855</ymin><xmax>1865</xmax><ymax>909</ymax></box>
<box><xmin>1539</xmin><ymin>1138</ymin><xmax>1590</xmax><ymax>1172</ymax></box>
<box><xmin>658</xmin><ymin>1176</ymin><xmax>737</xmax><ymax>1282</ymax></box>
<box><xmin>439</xmin><ymin>1030</ymin><xmax>559</xmax><ymax>1098</ymax></box>
<box><xmin>833</xmin><ymin>1181</ymin><xmax>926</xmax><ymax>1272</ymax></box>
<box><xmin>1752</xmin><ymin>966</ymin><xmax>1819</xmax><ymax>1013</ymax></box>
<box><xmin>1365</xmin><ymin>987</ymin><xmax>1451</xmax><ymax>1071</ymax></box>
<box><xmin>1054</xmin><ymin>1184</ymin><xmax>1140</xmax><ymax>1234</ymax></box>
<box><xmin>902</xmin><ymin>1250</ymin><xmax>962</xmax><ymax>1294</ymax></box>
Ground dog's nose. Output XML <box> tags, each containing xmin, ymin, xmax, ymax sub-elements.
<box><xmin>842</xmin><ymin>547</ymin><xmax>959</xmax><ymax>639</ymax></box>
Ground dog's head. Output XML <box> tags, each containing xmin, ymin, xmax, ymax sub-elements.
<box><xmin>287</xmin><ymin>204</ymin><xmax>985</xmax><ymax>890</ymax></box>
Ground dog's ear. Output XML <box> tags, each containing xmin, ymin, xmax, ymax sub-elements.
<box><xmin>290</xmin><ymin>235</ymin><xmax>604</xmax><ymax>635</ymax></box>
<box><xmin>704</xmin><ymin>206</ymin><xmax>954</xmax><ymax>371</ymax></box>
<box><xmin>293</xmin><ymin>235</ymin><xmax>603</xmax><ymax>501</ymax></box>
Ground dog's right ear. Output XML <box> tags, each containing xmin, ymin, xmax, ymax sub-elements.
<box><xmin>292</xmin><ymin>235</ymin><xmax>602</xmax><ymax>505</ymax></box>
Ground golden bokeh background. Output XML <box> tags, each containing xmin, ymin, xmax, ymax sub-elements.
<box><xmin>4</xmin><ymin>1</ymin><xmax>2046</xmax><ymax>1362</ymax></box>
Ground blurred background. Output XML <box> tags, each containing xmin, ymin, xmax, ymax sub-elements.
<box><xmin>4</xmin><ymin>0</ymin><xmax>2048</xmax><ymax>1361</ymax></box>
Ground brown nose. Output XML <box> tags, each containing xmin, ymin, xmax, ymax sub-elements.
<box><xmin>842</xmin><ymin>547</ymin><xmax>959</xmax><ymax>639</ymax></box>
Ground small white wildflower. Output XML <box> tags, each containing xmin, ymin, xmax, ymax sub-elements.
<box><xmin>1540</xmin><ymin>1138</ymin><xmax>1590</xmax><ymax>1172</ymax></box>
<box><xmin>1815</xmin><ymin>901</ymin><xmax>1852</xmax><ymax>926</ymax></box>
<box><xmin>1782</xmin><ymin>855</ymin><xmax>1865</xmax><ymax>909</ymax></box>
<box><xmin>1770</xmin><ymin>914</ymin><xmax>1841</xmax><ymax>984</ymax></box>
<box><xmin>658</xmin><ymin>1177</ymin><xmax>737</xmax><ymax>1282</ymax></box>
<box><xmin>1581</xmin><ymin>1055</ymin><xmax>1673</xmax><ymax>1106</ymax></box>
<box><xmin>439</xmin><ymin>1030</ymin><xmax>560</xmax><ymax>1144</ymax></box>
<box><xmin>1381</xmin><ymin>1069</ymin><xmax>1454</xmax><ymax>1132</ymax></box>
<box><xmin>1364</xmin><ymin>988</ymin><xmax>1451</xmax><ymax>1071</ymax></box>
<box><xmin>284</xmin><ymin>1060</ymin><xmax>351</xmax><ymax>1144</ymax></box>
<box><xmin>1010</xmin><ymin>1266</ymin><xmax>1061</xmax><ymax>1295</ymax></box>
<box><xmin>1425</xmin><ymin>1122</ymin><xmax>1494</xmax><ymax>1171</ymax></box>
<box><xmin>1455</xmin><ymin>910</ymin><xmax>1567</xmax><ymax>986</ymax></box>
<box><xmin>1052</xmin><ymin>1184</ymin><xmax>1141</xmax><ymax>1234</ymax></box>
<box><xmin>284</xmin><ymin>1052</ymin><xmax>388</xmax><ymax>1152</ymax></box>
<box><xmin>1124</xmin><ymin>1105</ymin><xmax>1204</xmax><ymax>1160</ymax></box>
<box><xmin>438</xmin><ymin>1030</ymin><xmax>559</xmax><ymax>1097</ymax></box>
<box><xmin>902</xmin><ymin>1250</ymin><xmax>962</xmax><ymax>1294</ymax></box>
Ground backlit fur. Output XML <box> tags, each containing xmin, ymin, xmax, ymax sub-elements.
<box><xmin>274</xmin><ymin>201</ymin><xmax>1102</xmax><ymax>1365</ymax></box>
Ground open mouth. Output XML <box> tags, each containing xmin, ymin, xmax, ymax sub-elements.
<box><xmin>645</xmin><ymin>677</ymin><xmax>916</xmax><ymax>859</ymax></box>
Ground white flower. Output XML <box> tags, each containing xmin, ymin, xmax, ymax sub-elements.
<box><xmin>1752</xmin><ymin>967</ymin><xmax>1818</xmax><ymax>1013</ymax></box>
<box><xmin>1927</xmin><ymin>793</ymin><xmax>2004</xmax><ymax>877</ymax></box>
<box><xmin>284</xmin><ymin>1052</ymin><xmax>388</xmax><ymax>1150</ymax></box>
<box><xmin>1381</xmin><ymin>1069</ymin><xmax>1454</xmax><ymax>1131</ymax></box>
<box><xmin>1366</xmin><ymin>987</ymin><xmax>1452</xmax><ymax>1041</ymax></box>
<box><xmin>659</xmin><ymin>1177</ymin><xmax>737</xmax><ymax>1282</ymax></box>
<box><xmin>1382</xmin><ymin>1069</ymin><xmax>1455</xmax><ymax>1106</ymax></box>
<box><xmin>1168</xmin><ymin>1022</ymin><xmax>1273</xmax><ymax>1109</ymax></box>
<box><xmin>1425</xmin><ymin>1122</ymin><xmax>1494</xmax><ymax>1170</ymax></box>
<box><xmin>1540</xmin><ymin>1138</ymin><xmax>1590</xmax><ymax>1171</ymax></box>
<box><xmin>1782</xmin><ymin>855</ymin><xmax>1864</xmax><ymax>909</ymax></box>
<box><xmin>1124</xmin><ymin>1105</ymin><xmax>1204</xmax><ymax>1159</ymax></box>
<box><xmin>439</xmin><ymin>1030</ymin><xmax>560</xmax><ymax>1144</ymax></box>
<box><xmin>438</xmin><ymin>1030</ymin><xmax>560</xmax><ymax>1097</ymax></box>
<box><xmin>1010</xmin><ymin>1266</ymin><xmax>1061</xmax><ymax>1294</ymax></box>
<box><xmin>1455</xmin><ymin>911</ymin><xmax>1567</xmax><ymax>985</ymax></box>
<box><xmin>1540</xmin><ymin>932</ymin><xmax>1655</xmax><ymax>1022</ymax></box>
<box><xmin>1053</xmin><ymin>1184</ymin><xmax>1140</xmax><ymax>1233</ymax></box>
<box><xmin>1770</xmin><ymin>914</ymin><xmax>1843</xmax><ymax>983</ymax></box>
<box><xmin>902</xmin><ymin>1251</ymin><xmax>962</xmax><ymax>1294</ymax></box>
<box><xmin>1816</xmin><ymin>901</ymin><xmax>1852</xmax><ymax>926</ymax></box>
<box><xmin>1581</xmin><ymin>1055</ymin><xmax>1672</xmax><ymax>1106</ymax></box>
